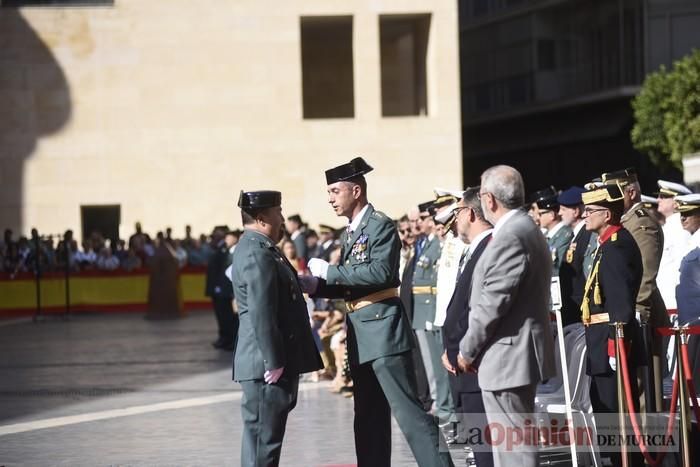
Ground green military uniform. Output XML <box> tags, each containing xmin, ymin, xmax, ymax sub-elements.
<box><xmin>312</xmin><ymin>157</ymin><xmax>453</xmax><ymax>467</ymax></box>
<box><xmin>231</xmin><ymin>191</ymin><xmax>322</xmax><ymax>467</ymax></box>
<box><xmin>547</xmin><ymin>223</ymin><xmax>574</xmax><ymax>275</ymax></box>
<box><xmin>532</xmin><ymin>186</ymin><xmax>574</xmax><ymax>274</ymax></box>
<box><xmin>411</xmin><ymin>233</ymin><xmax>454</xmax><ymax>422</ymax></box>
<box><xmin>412</xmin><ymin>235</ymin><xmax>441</xmax><ymax>329</ymax></box>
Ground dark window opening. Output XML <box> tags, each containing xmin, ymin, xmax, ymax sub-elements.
<box><xmin>81</xmin><ymin>205</ymin><xmax>120</xmax><ymax>247</ymax></box>
<box><xmin>379</xmin><ymin>14</ymin><xmax>430</xmax><ymax>117</ymax></box>
<box><xmin>300</xmin><ymin>16</ymin><xmax>354</xmax><ymax>119</ymax></box>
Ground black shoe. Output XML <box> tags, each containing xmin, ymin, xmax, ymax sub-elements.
<box><xmin>211</xmin><ymin>338</ymin><xmax>225</xmax><ymax>349</ymax></box>
<box><xmin>219</xmin><ymin>342</ymin><xmax>234</xmax><ymax>351</ymax></box>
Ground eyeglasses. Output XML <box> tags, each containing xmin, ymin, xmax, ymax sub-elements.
<box><xmin>583</xmin><ymin>207</ymin><xmax>609</xmax><ymax>215</ymax></box>
<box><xmin>453</xmin><ymin>206</ymin><xmax>468</xmax><ymax>217</ymax></box>
<box><xmin>477</xmin><ymin>191</ymin><xmax>491</xmax><ymax>200</ymax></box>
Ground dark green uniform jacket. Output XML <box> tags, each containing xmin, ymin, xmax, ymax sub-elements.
<box><xmin>411</xmin><ymin>235</ymin><xmax>441</xmax><ymax>330</ymax></box>
<box><xmin>315</xmin><ymin>204</ymin><xmax>414</xmax><ymax>364</ymax></box>
<box><xmin>231</xmin><ymin>230</ymin><xmax>322</xmax><ymax>381</ymax></box>
<box><xmin>548</xmin><ymin>223</ymin><xmax>574</xmax><ymax>275</ymax></box>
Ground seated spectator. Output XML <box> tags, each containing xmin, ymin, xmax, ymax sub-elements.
<box><xmin>15</xmin><ymin>237</ymin><xmax>31</xmax><ymax>273</ymax></box>
<box><xmin>114</xmin><ymin>240</ymin><xmax>128</xmax><ymax>264</ymax></box>
<box><xmin>172</xmin><ymin>239</ymin><xmax>188</xmax><ymax>268</ymax></box>
<box><xmin>185</xmin><ymin>238</ymin><xmax>207</xmax><ymax>266</ymax></box>
<box><xmin>96</xmin><ymin>246</ymin><xmax>120</xmax><ymax>271</ymax></box>
<box><xmin>56</xmin><ymin>230</ymin><xmax>79</xmax><ymax>272</ymax></box>
<box><xmin>198</xmin><ymin>233</ymin><xmax>213</xmax><ymax>262</ymax></box>
<box><xmin>3</xmin><ymin>242</ymin><xmax>20</xmax><ymax>275</ymax></box>
<box><xmin>121</xmin><ymin>247</ymin><xmax>143</xmax><ymax>272</ymax></box>
<box><xmin>281</xmin><ymin>239</ymin><xmax>307</xmax><ymax>273</ymax></box>
<box><xmin>305</xmin><ymin>229</ymin><xmax>319</xmax><ymax>260</ymax></box>
<box><xmin>75</xmin><ymin>240</ymin><xmax>97</xmax><ymax>270</ymax></box>
<box><xmin>142</xmin><ymin>234</ymin><xmax>155</xmax><ymax>258</ymax></box>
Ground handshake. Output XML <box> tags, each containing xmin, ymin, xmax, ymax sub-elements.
<box><xmin>297</xmin><ymin>258</ymin><xmax>330</xmax><ymax>295</ymax></box>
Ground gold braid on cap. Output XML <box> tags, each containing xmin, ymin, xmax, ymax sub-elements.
<box><xmin>582</xmin><ymin>182</ymin><xmax>625</xmax><ymax>205</ymax></box>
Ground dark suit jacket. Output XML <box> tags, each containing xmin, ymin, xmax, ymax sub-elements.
<box><xmin>584</xmin><ymin>227</ymin><xmax>643</xmax><ymax>376</ymax></box>
<box><xmin>443</xmin><ymin>233</ymin><xmax>491</xmax><ymax>393</ymax></box>
<box><xmin>558</xmin><ymin>226</ymin><xmax>592</xmax><ymax>326</ymax></box>
<box><xmin>205</xmin><ymin>242</ymin><xmax>233</xmax><ymax>298</ymax></box>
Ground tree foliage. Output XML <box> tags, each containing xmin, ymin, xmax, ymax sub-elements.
<box><xmin>632</xmin><ymin>49</ymin><xmax>700</xmax><ymax>170</ymax></box>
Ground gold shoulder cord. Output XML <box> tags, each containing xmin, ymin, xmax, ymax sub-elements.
<box><xmin>581</xmin><ymin>247</ymin><xmax>602</xmax><ymax>324</ymax></box>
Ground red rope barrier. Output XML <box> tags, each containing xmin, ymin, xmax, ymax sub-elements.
<box><xmin>618</xmin><ymin>334</ymin><xmax>679</xmax><ymax>466</ymax></box>
<box><xmin>679</xmin><ymin>336</ymin><xmax>700</xmax><ymax>424</ymax></box>
<box><xmin>657</xmin><ymin>325</ymin><xmax>700</xmax><ymax>336</ymax></box>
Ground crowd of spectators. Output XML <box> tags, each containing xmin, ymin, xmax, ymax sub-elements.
<box><xmin>0</xmin><ymin>223</ymin><xmax>239</xmax><ymax>276</ymax></box>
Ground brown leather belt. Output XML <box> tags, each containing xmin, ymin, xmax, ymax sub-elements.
<box><xmin>346</xmin><ymin>288</ymin><xmax>399</xmax><ymax>313</ymax></box>
<box><xmin>583</xmin><ymin>312</ymin><xmax>610</xmax><ymax>327</ymax></box>
<box><xmin>412</xmin><ymin>286</ymin><xmax>437</xmax><ymax>295</ymax></box>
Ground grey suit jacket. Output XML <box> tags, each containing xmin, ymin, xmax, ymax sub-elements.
<box><xmin>459</xmin><ymin>209</ymin><xmax>556</xmax><ymax>392</ymax></box>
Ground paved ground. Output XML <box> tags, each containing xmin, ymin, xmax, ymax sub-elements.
<box><xmin>0</xmin><ymin>312</ymin><xmax>467</xmax><ymax>466</ymax></box>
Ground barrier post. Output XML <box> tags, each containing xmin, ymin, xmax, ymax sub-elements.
<box><xmin>32</xmin><ymin>229</ymin><xmax>42</xmax><ymax>322</ymax></box>
<box><xmin>63</xmin><ymin>236</ymin><xmax>71</xmax><ymax>318</ymax></box>
<box><xmin>677</xmin><ymin>328</ymin><xmax>691</xmax><ymax>467</ymax></box>
<box><xmin>550</xmin><ymin>277</ymin><xmax>578</xmax><ymax>465</ymax></box>
<box><xmin>614</xmin><ymin>322</ymin><xmax>629</xmax><ymax>467</ymax></box>
<box><xmin>640</xmin><ymin>321</ymin><xmax>657</xmax><ymax>412</ymax></box>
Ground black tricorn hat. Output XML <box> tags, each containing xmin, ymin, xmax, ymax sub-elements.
<box><xmin>237</xmin><ymin>190</ymin><xmax>281</xmax><ymax>210</ymax></box>
<box><xmin>287</xmin><ymin>214</ymin><xmax>302</xmax><ymax>224</ymax></box>
<box><xmin>325</xmin><ymin>157</ymin><xmax>374</xmax><ymax>184</ymax></box>
<box><xmin>529</xmin><ymin>186</ymin><xmax>557</xmax><ymax>203</ymax></box>
<box><xmin>418</xmin><ymin>200</ymin><xmax>434</xmax><ymax>214</ymax></box>
<box><xmin>601</xmin><ymin>167</ymin><xmax>637</xmax><ymax>187</ymax></box>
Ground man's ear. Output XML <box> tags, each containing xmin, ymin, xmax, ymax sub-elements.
<box><xmin>353</xmin><ymin>184</ymin><xmax>362</xmax><ymax>200</ymax></box>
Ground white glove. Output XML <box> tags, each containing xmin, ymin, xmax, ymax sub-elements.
<box><xmin>308</xmin><ymin>258</ymin><xmax>329</xmax><ymax>279</ymax></box>
<box><xmin>264</xmin><ymin>367</ymin><xmax>284</xmax><ymax>384</ymax></box>
<box><xmin>609</xmin><ymin>357</ymin><xmax>617</xmax><ymax>372</ymax></box>
<box><xmin>297</xmin><ymin>275</ymin><xmax>319</xmax><ymax>294</ymax></box>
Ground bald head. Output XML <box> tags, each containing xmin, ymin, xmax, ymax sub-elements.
<box><xmin>481</xmin><ymin>165</ymin><xmax>525</xmax><ymax>209</ymax></box>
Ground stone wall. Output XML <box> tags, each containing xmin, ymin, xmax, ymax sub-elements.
<box><xmin>0</xmin><ymin>0</ymin><xmax>461</xmax><ymax>239</ymax></box>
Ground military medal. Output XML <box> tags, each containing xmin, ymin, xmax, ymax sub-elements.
<box><xmin>566</xmin><ymin>243</ymin><xmax>575</xmax><ymax>264</ymax></box>
<box><xmin>350</xmin><ymin>234</ymin><xmax>369</xmax><ymax>261</ymax></box>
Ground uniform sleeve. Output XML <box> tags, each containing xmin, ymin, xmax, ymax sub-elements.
<box><xmin>243</xmin><ymin>250</ymin><xmax>285</xmax><ymax>370</ymax></box>
<box><xmin>325</xmin><ymin>220</ymin><xmax>397</xmax><ymax>287</ymax></box>
<box><xmin>554</xmin><ymin>231</ymin><xmax>574</xmax><ymax>272</ymax></box>
<box><xmin>459</xmin><ymin>231</ymin><xmax>528</xmax><ymax>361</ymax></box>
<box><xmin>628</xmin><ymin>218</ymin><xmax>663</xmax><ymax>319</ymax></box>
<box><xmin>599</xmin><ymin>244</ymin><xmax>637</xmax><ymax>325</ymax></box>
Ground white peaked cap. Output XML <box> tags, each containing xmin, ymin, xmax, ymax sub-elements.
<box><xmin>434</xmin><ymin>202</ymin><xmax>459</xmax><ymax>224</ymax></box>
<box><xmin>434</xmin><ymin>187</ymin><xmax>466</xmax><ymax>199</ymax></box>
<box><xmin>641</xmin><ymin>195</ymin><xmax>658</xmax><ymax>205</ymax></box>
<box><xmin>657</xmin><ymin>180</ymin><xmax>692</xmax><ymax>196</ymax></box>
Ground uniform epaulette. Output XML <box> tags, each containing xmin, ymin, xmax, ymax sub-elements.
<box><xmin>635</xmin><ymin>208</ymin><xmax>648</xmax><ymax>218</ymax></box>
<box><xmin>372</xmin><ymin>210</ymin><xmax>389</xmax><ymax>220</ymax></box>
